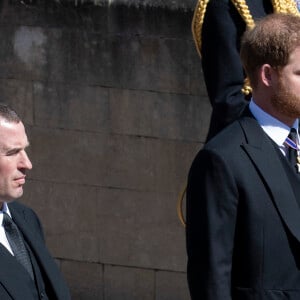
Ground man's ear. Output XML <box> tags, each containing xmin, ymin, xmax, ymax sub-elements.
<box><xmin>261</xmin><ymin>64</ymin><xmax>276</xmax><ymax>87</ymax></box>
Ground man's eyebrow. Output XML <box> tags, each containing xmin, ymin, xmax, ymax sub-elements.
<box><xmin>6</xmin><ymin>147</ymin><xmax>22</xmax><ymax>154</ymax></box>
<box><xmin>2</xmin><ymin>143</ymin><xmax>30</xmax><ymax>153</ymax></box>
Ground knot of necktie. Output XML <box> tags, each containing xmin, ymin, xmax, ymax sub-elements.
<box><xmin>285</xmin><ymin>128</ymin><xmax>300</xmax><ymax>173</ymax></box>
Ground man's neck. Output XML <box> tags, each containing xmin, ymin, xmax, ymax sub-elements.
<box><xmin>252</xmin><ymin>97</ymin><xmax>296</xmax><ymax>127</ymax></box>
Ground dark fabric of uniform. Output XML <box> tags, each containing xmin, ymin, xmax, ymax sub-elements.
<box><xmin>201</xmin><ymin>0</ymin><xmax>273</xmax><ymax>140</ymax></box>
<box><xmin>186</xmin><ymin>108</ymin><xmax>300</xmax><ymax>299</ymax></box>
<box><xmin>0</xmin><ymin>201</ymin><xmax>71</xmax><ymax>300</ymax></box>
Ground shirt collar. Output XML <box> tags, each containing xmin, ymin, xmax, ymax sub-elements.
<box><xmin>249</xmin><ymin>99</ymin><xmax>299</xmax><ymax>147</ymax></box>
<box><xmin>1</xmin><ymin>202</ymin><xmax>11</xmax><ymax>217</ymax></box>
<box><xmin>0</xmin><ymin>202</ymin><xmax>11</xmax><ymax>226</ymax></box>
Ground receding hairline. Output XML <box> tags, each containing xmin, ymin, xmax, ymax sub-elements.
<box><xmin>0</xmin><ymin>103</ymin><xmax>21</xmax><ymax>123</ymax></box>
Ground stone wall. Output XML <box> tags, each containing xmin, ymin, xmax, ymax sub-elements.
<box><xmin>0</xmin><ymin>0</ymin><xmax>210</xmax><ymax>299</ymax></box>
<box><xmin>61</xmin><ymin>0</ymin><xmax>196</xmax><ymax>10</ymax></box>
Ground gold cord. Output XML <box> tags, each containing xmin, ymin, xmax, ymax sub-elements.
<box><xmin>231</xmin><ymin>0</ymin><xmax>255</xmax><ymax>29</ymax></box>
<box><xmin>191</xmin><ymin>0</ymin><xmax>210</xmax><ymax>57</ymax></box>
<box><xmin>231</xmin><ymin>0</ymin><xmax>300</xmax><ymax>27</ymax></box>
<box><xmin>271</xmin><ymin>0</ymin><xmax>300</xmax><ymax>14</ymax></box>
<box><xmin>177</xmin><ymin>184</ymin><xmax>187</xmax><ymax>227</ymax></box>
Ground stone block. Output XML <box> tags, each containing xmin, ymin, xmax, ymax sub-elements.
<box><xmin>155</xmin><ymin>271</ymin><xmax>190</xmax><ymax>300</ymax></box>
<box><xmin>109</xmin><ymin>88</ymin><xmax>211</xmax><ymax>141</ymax></box>
<box><xmin>68</xmin><ymin>5</ymin><xmax>109</xmax><ymax>33</ymax></box>
<box><xmin>63</xmin><ymin>0</ymin><xmax>196</xmax><ymax>10</ymax></box>
<box><xmin>0</xmin><ymin>78</ymin><xmax>34</xmax><ymax>125</ymax></box>
<box><xmin>61</xmin><ymin>260</ymin><xmax>104</xmax><ymax>300</ymax></box>
<box><xmin>56</xmin><ymin>29</ymin><xmax>112</xmax><ymax>86</ymax></box>
<box><xmin>150</xmin><ymin>138</ymin><xmax>201</xmax><ymax>193</ymax></box>
<box><xmin>0</xmin><ymin>11</ymin><xmax>195</xmax><ymax>95</ymax></box>
<box><xmin>0</xmin><ymin>25</ymin><xmax>26</xmax><ymax>79</ymax></box>
<box><xmin>104</xmin><ymin>265</ymin><xmax>154</xmax><ymax>300</ymax></box>
<box><xmin>105</xmin><ymin>135</ymin><xmax>156</xmax><ymax>191</ymax></box>
<box><xmin>0</xmin><ymin>25</ymin><xmax>63</xmax><ymax>81</ymax></box>
<box><xmin>22</xmin><ymin>180</ymin><xmax>100</xmax><ymax>262</ymax></box>
<box><xmin>107</xmin><ymin>5</ymin><xmax>192</xmax><ymax>39</ymax></box>
<box><xmin>26</xmin><ymin>126</ymin><xmax>201</xmax><ymax>192</ymax></box>
<box><xmin>33</xmin><ymin>81</ymin><xmax>109</xmax><ymax>132</ymax></box>
<box><xmin>0</xmin><ymin>25</ymin><xmax>109</xmax><ymax>85</ymax></box>
<box><xmin>106</xmin><ymin>133</ymin><xmax>201</xmax><ymax>192</ymax></box>
<box><xmin>96</xmin><ymin>188</ymin><xmax>187</xmax><ymax>271</ymax></box>
<box><xmin>28</xmin><ymin>127</ymin><xmax>109</xmax><ymax>186</ymax></box>
<box><xmin>48</xmin><ymin>31</ymin><xmax>191</xmax><ymax>92</ymax></box>
<box><xmin>0</xmin><ymin>1</ymin><xmax>82</xmax><ymax>28</ymax></box>
<box><xmin>107</xmin><ymin>35</ymin><xmax>191</xmax><ymax>94</ymax></box>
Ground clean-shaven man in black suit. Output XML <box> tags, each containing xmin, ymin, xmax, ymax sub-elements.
<box><xmin>187</xmin><ymin>13</ymin><xmax>300</xmax><ymax>299</ymax></box>
<box><xmin>0</xmin><ymin>103</ymin><xmax>70</xmax><ymax>299</ymax></box>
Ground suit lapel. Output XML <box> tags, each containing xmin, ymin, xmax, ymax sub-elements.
<box><xmin>240</xmin><ymin>115</ymin><xmax>300</xmax><ymax>242</ymax></box>
<box><xmin>8</xmin><ymin>204</ymin><xmax>64</xmax><ymax>299</ymax></box>
<box><xmin>0</xmin><ymin>243</ymin><xmax>37</xmax><ymax>299</ymax></box>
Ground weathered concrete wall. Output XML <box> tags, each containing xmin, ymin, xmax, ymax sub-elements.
<box><xmin>64</xmin><ymin>0</ymin><xmax>196</xmax><ymax>10</ymax></box>
<box><xmin>0</xmin><ymin>0</ymin><xmax>210</xmax><ymax>299</ymax></box>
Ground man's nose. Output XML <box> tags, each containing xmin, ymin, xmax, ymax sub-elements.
<box><xmin>19</xmin><ymin>150</ymin><xmax>33</xmax><ymax>170</ymax></box>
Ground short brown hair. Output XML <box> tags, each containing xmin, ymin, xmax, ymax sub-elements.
<box><xmin>240</xmin><ymin>13</ymin><xmax>300</xmax><ymax>87</ymax></box>
<box><xmin>0</xmin><ymin>103</ymin><xmax>20</xmax><ymax>123</ymax></box>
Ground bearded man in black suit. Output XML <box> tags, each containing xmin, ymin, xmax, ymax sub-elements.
<box><xmin>187</xmin><ymin>13</ymin><xmax>300</xmax><ymax>300</ymax></box>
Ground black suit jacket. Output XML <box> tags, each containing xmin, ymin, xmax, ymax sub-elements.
<box><xmin>186</xmin><ymin>110</ymin><xmax>300</xmax><ymax>299</ymax></box>
<box><xmin>0</xmin><ymin>201</ymin><xmax>71</xmax><ymax>300</ymax></box>
<box><xmin>201</xmin><ymin>0</ymin><xmax>272</xmax><ymax>140</ymax></box>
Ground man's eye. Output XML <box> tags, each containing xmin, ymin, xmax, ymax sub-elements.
<box><xmin>6</xmin><ymin>150</ymin><xmax>19</xmax><ymax>156</ymax></box>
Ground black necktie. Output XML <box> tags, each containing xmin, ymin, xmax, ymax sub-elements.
<box><xmin>2</xmin><ymin>213</ymin><xmax>34</xmax><ymax>280</ymax></box>
<box><xmin>287</xmin><ymin>128</ymin><xmax>298</xmax><ymax>172</ymax></box>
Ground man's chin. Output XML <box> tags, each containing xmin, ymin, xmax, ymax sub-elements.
<box><xmin>0</xmin><ymin>188</ymin><xmax>24</xmax><ymax>204</ymax></box>
<box><xmin>8</xmin><ymin>189</ymin><xmax>24</xmax><ymax>202</ymax></box>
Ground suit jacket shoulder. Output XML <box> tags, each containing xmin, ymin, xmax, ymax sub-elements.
<box><xmin>8</xmin><ymin>201</ymin><xmax>44</xmax><ymax>241</ymax></box>
<box><xmin>6</xmin><ymin>201</ymin><xmax>71</xmax><ymax>300</ymax></box>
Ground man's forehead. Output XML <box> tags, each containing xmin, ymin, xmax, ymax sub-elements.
<box><xmin>0</xmin><ymin>119</ymin><xmax>21</xmax><ymax>128</ymax></box>
<box><xmin>0</xmin><ymin>121</ymin><xmax>28</xmax><ymax>145</ymax></box>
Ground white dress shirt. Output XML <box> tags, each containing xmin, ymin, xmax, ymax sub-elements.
<box><xmin>0</xmin><ymin>202</ymin><xmax>14</xmax><ymax>255</ymax></box>
<box><xmin>249</xmin><ymin>99</ymin><xmax>299</xmax><ymax>157</ymax></box>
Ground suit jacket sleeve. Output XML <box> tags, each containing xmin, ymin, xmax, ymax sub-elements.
<box><xmin>186</xmin><ymin>148</ymin><xmax>238</xmax><ymax>300</ymax></box>
<box><xmin>201</xmin><ymin>0</ymin><xmax>248</xmax><ymax>140</ymax></box>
